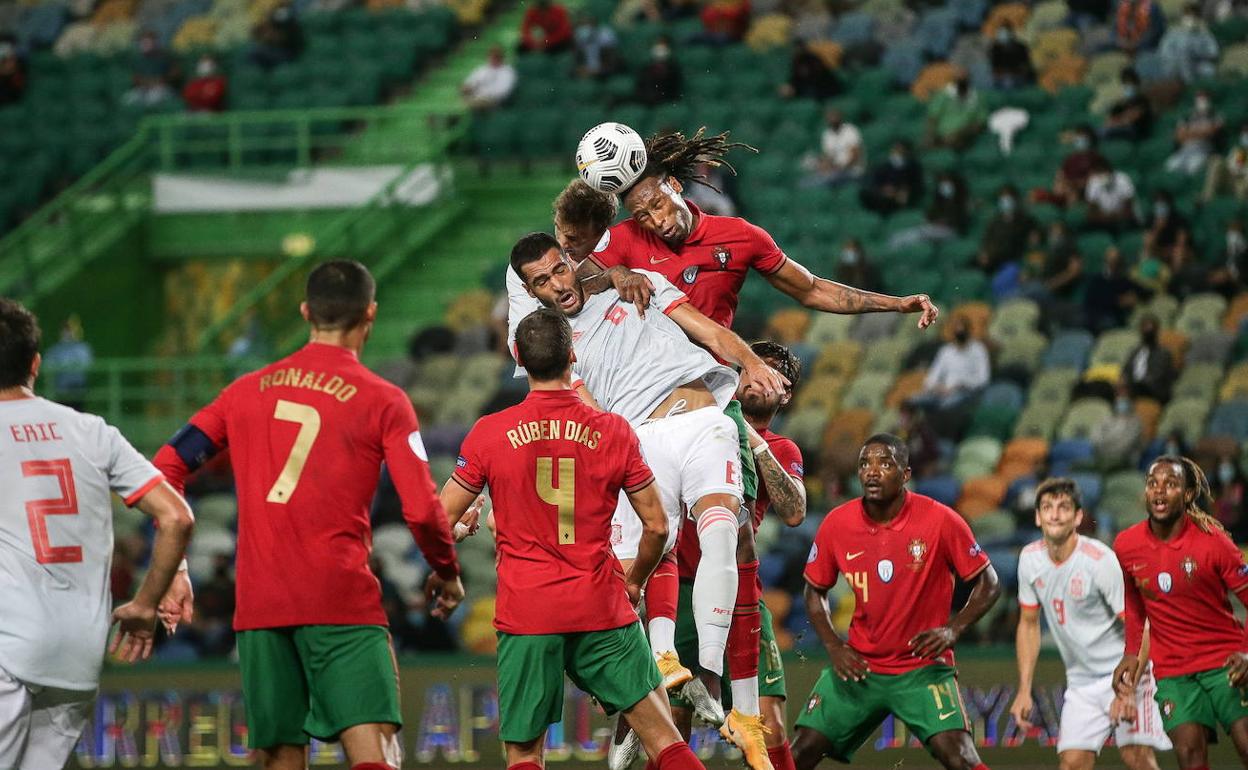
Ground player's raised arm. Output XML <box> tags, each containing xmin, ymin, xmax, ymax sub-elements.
<box><xmin>762</xmin><ymin>256</ymin><xmax>940</xmax><ymax>329</ymax></box>
<box><xmin>1009</xmin><ymin>605</ymin><xmax>1041</xmax><ymax>730</ymax></box>
<box><xmin>666</xmin><ymin>302</ymin><xmax>788</xmax><ymax>396</ymax></box>
<box><xmin>744</xmin><ymin>421</ymin><xmax>805</xmax><ymax>526</ymax></box>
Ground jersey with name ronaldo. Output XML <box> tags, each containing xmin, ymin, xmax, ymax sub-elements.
<box><xmin>154</xmin><ymin>342</ymin><xmax>459</xmax><ymax>631</ymax></box>
<box><xmin>453</xmin><ymin>389</ymin><xmax>654</xmax><ymax>634</ymax></box>
<box><xmin>804</xmin><ymin>492</ymin><xmax>990</xmax><ymax>674</ymax></box>
<box><xmin>677</xmin><ymin>427</ymin><xmax>803</xmax><ymax>580</ymax></box>
<box><xmin>590</xmin><ymin>202</ymin><xmax>787</xmax><ymax>330</ymax></box>
<box><xmin>1115</xmin><ymin>517</ymin><xmax>1248</xmax><ymax>679</ymax></box>
<box><xmin>1018</xmin><ymin>536</ymin><xmax>1126</xmax><ymax>686</ymax></box>
<box><xmin>567</xmin><ymin>269</ymin><xmax>738</xmax><ymax>426</ymax></box>
<box><xmin>0</xmin><ymin>397</ymin><xmax>162</xmax><ymax>689</ymax></box>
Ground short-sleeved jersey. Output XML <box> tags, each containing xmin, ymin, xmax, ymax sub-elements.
<box><xmin>0</xmin><ymin>397</ymin><xmax>162</xmax><ymax>690</ymax></box>
<box><xmin>157</xmin><ymin>342</ymin><xmax>459</xmax><ymax>631</ymax></box>
<box><xmin>1017</xmin><ymin>536</ymin><xmax>1127</xmax><ymax>686</ymax></box>
<box><xmin>677</xmin><ymin>427</ymin><xmax>803</xmax><ymax>580</ymax></box>
<box><xmin>1115</xmin><ymin>517</ymin><xmax>1248</xmax><ymax>679</ymax></box>
<box><xmin>452</xmin><ymin>389</ymin><xmax>654</xmax><ymax>634</ymax></box>
<box><xmin>804</xmin><ymin>492</ymin><xmax>990</xmax><ymax>674</ymax></box>
<box><xmin>590</xmin><ymin>203</ymin><xmax>787</xmax><ymax>330</ymax></box>
<box><xmin>565</xmin><ymin>270</ymin><xmax>738</xmax><ymax>426</ymax></box>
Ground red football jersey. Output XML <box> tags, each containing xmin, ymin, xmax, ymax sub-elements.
<box><xmin>590</xmin><ymin>202</ymin><xmax>787</xmax><ymax>330</ymax></box>
<box><xmin>452</xmin><ymin>389</ymin><xmax>654</xmax><ymax>635</ymax></box>
<box><xmin>1115</xmin><ymin>517</ymin><xmax>1248</xmax><ymax>679</ymax></box>
<box><xmin>154</xmin><ymin>343</ymin><xmax>459</xmax><ymax>631</ymax></box>
<box><xmin>677</xmin><ymin>428</ymin><xmax>803</xmax><ymax>580</ymax></box>
<box><xmin>804</xmin><ymin>492</ymin><xmax>990</xmax><ymax>674</ymax></box>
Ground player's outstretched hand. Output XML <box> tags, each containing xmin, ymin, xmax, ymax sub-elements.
<box><xmin>109</xmin><ymin>601</ymin><xmax>158</xmax><ymax>663</ymax></box>
<box><xmin>1008</xmin><ymin>690</ymin><xmax>1034</xmax><ymax>731</ymax></box>
<box><xmin>453</xmin><ymin>496</ymin><xmax>487</xmax><ymax>542</ymax></box>
<box><xmin>607</xmin><ymin>267</ymin><xmax>655</xmax><ymax>318</ymax></box>
<box><xmin>828</xmin><ymin>644</ymin><xmax>869</xmax><ymax>682</ymax></box>
<box><xmin>1112</xmin><ymin>655</ymin><xmax>1141</xmax><ymax>697</ymax></box>
<box><xmin>901</xmin><ymin>294</ymin><xmax>939</xmax><ymax>329</ymax></box>
<box><xmin>1110</xmin><ymin>691</ymin><xmax>1137</xmax><ymax>725</ymax></box>
<box><xmin>909</xmin><ymin>626</ymin><xmax>956</xmax><ymax>659</ymax></box>
<box><xmin>425</xmin><ymin>572</ymin><xmax>465</xmax><ymax>620</ymax></box>
<box><xmin>743</xmin><ymin>362</ymin><xmax>789</xmax><ymax>399</ymax></box>
<box><xmin>158</xmin><ymin>569</ymin><xmax>195</xmax><ymax>635</ymax></box>
<box><xmin>1226</xmin><ymin>652</ymin><xmax>1248</xmax><ymax>687</ymax></box>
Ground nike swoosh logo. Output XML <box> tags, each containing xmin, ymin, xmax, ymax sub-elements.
<box><xmin>1129</xmin><ymin>563</ymin><xmax>1147</xmax><ymax>571</ymax></box>
<box><xmin>576</xmin><ymin>159</ymin><xmax>596</xmax><ymax>171</ymax></box>
<box><xmin>939</xmin><ymin>710</ymin><xmax>958</xmax><ymax>720</ymax></box>
<box><xmin>649</xmin><ymin>255</ymin><xmax>670</xmax><ymax>264</ymax></box>
<box><xmin>765</xmin><ymin>674</ymin><xmax>782</xmax><ymax>685</ymax></box>
<box><xmin>846</xmin><ymin>551</ymin><xmax>865</xmax><ymax>561</ymax></box>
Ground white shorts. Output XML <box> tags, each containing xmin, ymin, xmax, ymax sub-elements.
<box><xmin>610</xmin><ymin>406</ymin><xmax>743</xmax><ymax>561</ymax></box>
<box><xmin>0</xmin><ymin>664</ymin><xmax>94</xmax><ymax>770</ymax></box>
<box><xmin>1058</xmin><ymin>667</ymin><xmax>1172</xmax><ymax>754</ymax></box>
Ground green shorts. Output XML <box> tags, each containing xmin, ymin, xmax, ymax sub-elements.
<box><xmin>670</xmin><ymin>580</ymin><xmax>785</xmax><ymax>710</ymax></box>
<box><xmin>724</xmin><ymin>400</ymin><xmax>758</xmax><ymax>503</ymax></box>
<box><xmin>795</xmin><ymin>664</ymin><xmax>969</xmax><ymax>763</ymax></box>
<box><xmin>496</xmin><ymin>623</ymin><xmax>661</xmax><ymax>744</ymax></box>
<box><xmin>1155</xmin><ymin>664</ymin><xmax>1248</xmax><ymax>735</ymax></box>
<box><xmin>237</xmin><ymin>625</ymin><xmax>401</xmax><ymax>750</ymax></box>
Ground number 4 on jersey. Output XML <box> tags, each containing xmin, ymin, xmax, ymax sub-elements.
<box><xmin>536</xmin><ymin>457</ymin><xmax>575</xmax><ymax>545</ymax></box>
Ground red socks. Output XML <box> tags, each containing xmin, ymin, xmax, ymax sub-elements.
<box><xmin>646</xmin><ymin>552</ymin><xmax>679</xmax><ymax>622</ymax></box>
<box><xmin>507</xmin><ymin>763</ymin><xmax>542</xmax><ymax>770</ymax></box>
<box><xmin>728</xmin><ymin>560</ymin><xmax>761</xmax><ymax>679</ymax></box>
<box><xmin>767</xmin><ymin>742</ymin><xmax>796</xmax><ymax>770</ymax></box>
<box><xmin>351</xmin><ymin>764</ymin><xmax>394</xmax><ymax>770</ymax></box>
<box><xmin>655</xmin><ymin>741</ymin><xmax>704</xmax><ymax>769</ymax></box>
<box><xmin>971</xmin><ymin>764</ymin><xmax>991</xmax><ymax>770</ymax></box>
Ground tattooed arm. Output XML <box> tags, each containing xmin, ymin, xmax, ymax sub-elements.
<box><xmin>764</xmin><ymin>258</ymin><xmax>939</xmax><ymax>328</ymax></box>
<box><xmin>743</xmin><ymin>422</ymin><xmax>805</xmax><ymax>527</ymax></box>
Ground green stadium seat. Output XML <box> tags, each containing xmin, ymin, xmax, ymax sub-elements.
<box><xmin>969</xmin><ymin>403</ymin><xmax>1019</xmax><ymax>442</ymax></box>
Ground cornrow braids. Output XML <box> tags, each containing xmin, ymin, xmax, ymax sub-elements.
<box><xmin>635</xmin><ymin>127</ymin><xmax>757</xmax><ymax>193</ymax></box>
<box><xmin>1156</xmin><ymin>454</ymin><xmax>1225</xmax><ymax>533</ymax></box>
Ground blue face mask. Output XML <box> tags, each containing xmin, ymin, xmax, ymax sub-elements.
<box><xmin>939</xmin><ymin>180</ymin><xmax>955</xmax><ymax>197</ymax></box>
<box><xmin>1123</xmin><ymin>85</ymin><xmax>1138</xmax><ymax>98</ymax></box>
<box><xmin>890</xmin><ymin>153</ymin><xmax>905</xmax><ymax>168</ymax></box>
<box><xmin>1154</xmin><ymin>202</ymin><xmax>1169</xmax><ymax>219</ymax></box>
<box><xmin>1073</xmin><ymin>135</ymin><xmax>1090</xmax><ymax>151</ymax></box>
<box><xmin>998</xmin><ymin>195</ymin><xmax>1016</xmax><ymax>213</ymax></box>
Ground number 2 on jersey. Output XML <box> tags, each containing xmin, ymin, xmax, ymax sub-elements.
<box><xmin>536</xmin><ymin>457</ymin><xmax>575</xmax><ymax>545</ymax></box>
<box><xmin>267</xmin><ymin>400</ymin><xmax>321</xmax><ymax>504</ymax></box>
<box><xmin>22</xmin><ymin>458</ymin><xmax>82</xmax><ymax>564</ymax></box>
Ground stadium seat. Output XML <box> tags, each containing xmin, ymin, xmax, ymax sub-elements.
<box><xmin>793</xmin><ymin>374</ymin><xmax>845</xmax><ymax>413</ymax></box>
<box><xmin>980</xmin><ymin>381</ymin><xmax>1025</xmax><ymax>411</ymax></box>
<box><xmin>970</xmin><ymin>509</ymin><xmax>1017</xmax><ymax>545</ymax></box>
<box><xmin>822</xmin><ymin>409</ymin><xmax>876</xmax><ymax>477</ymax></box>
<box><xmin>957</xmin><ymin>475</ymin><xmax>1009</xmax><ymax>518</ymax></box>
<box><xmin>1188</xmin><ymin>332</ymin><xmax>1234</xmax><ymax>366</ymax></box>
<box><xmin>806</xmin><ymin>313</ymin><xmax>855</xmax><ymax>346</ymax></box>
<box><xmin>1057</xmin><ymin>398</ymin><xmax>1113</xmax><ymax>441</ymax></box>
<box><xmin>1042</xmin><ymin>330</ymin><xmax>1094</xmax><ymax>371</ymax></box>
<box><xmin>812</xmin><ymin>340</ymin><xmax>863</xmax><ymax>381</ymax></box>
<box><xmin>1090</xmin><ymin>329</ymin><xmax>1140</xmax><ymax>368</ymax></box>
<box><xmin>988</xmin><ymin>300</ymin><xmax>1038</xmax><ymax>338</ymax></box>
<box><xmin>914</xmin><ymin>475</ymin><xmax>961</xmax><ymax>507</ymax></box>
<box><xmin>1028</xmin><ymin>368</ymin><xmax>1079</xmax><ymax>407</ymax></box>
<box><xmin>1208</xmin><ymin>401</ymin><xmax>1248</xmax><ymax>443</ymax></box>
<box><xmin>780</xmin><ymin>406</ymin><xmax>835</xmax><ymax>451</ymax></box>
<box><xmin>1135</xmin><ymin>397</ymin><xmax>1163</xmax><ymax>441</ymax></box>
<box><xmin>1157</xmin><ymin>397</ymin><xmax>1214</xmax><ymax>444</ymax></box>
<box><xmin>996</xmin><ymin>330</ymin><xmax>1048</xmax><ymax>374</ymax></box>
<box><xmin>953</xmin><ymin>437</ymin><xmax>1004</xmax><ymax>481</ymax></box>
<box><xmin>841</xmin><ymin>372</ymin><xmax>894</xmax><ymax>412</ymax></box>
<box><xmin>1049</xmin><ymin>437</ymin><xmax>1096</xmax><ymax>474</ymax></box>
<box><xmin>886</xmin><ymin>370</ymin><xmax>929</xmax><ymax>409</ymax></box>
<box><xmin>1175</xmin><ymin>293</ymin><xmax>1228</xmax><ymax>336</ymax></box>
<box><xmin>851</xmin><ymin>313</ymin><xmax>900</xmax><ymax>344</ymax></box>
<box><xmin>1173</xmin><ymin>363</ymin><xmax>1224</xmax><ymax>402</ymax></box>
<box><xmin>1069</xmin><ymin>471</ymin><xmax>1104</xmax><ymax>512</ymax></box>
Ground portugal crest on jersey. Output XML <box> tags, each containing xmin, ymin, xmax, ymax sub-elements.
<box><xmin>1181</xmin><ymin>556</ymin><xmax>1197</xmax><ymax>579</ymax></box>
<box><xmin>713</xmin><ymin>246</ymin><xmax>731</xmax><ymax>270</ymax></box>
<box><xmin>908</xmin><ymin>538</ymin><xmax>928</xmax><ymax>569</ymax></box>
<box><xmin>682</xmin><ymin>265</ymin><xmax>699</xmax><ymax>284</ymax></box>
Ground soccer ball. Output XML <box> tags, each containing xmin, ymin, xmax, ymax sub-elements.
<box><xmin>575</xmin><ymin>122</ymin><xmax>648</xmax><ymax>194</ymax></box>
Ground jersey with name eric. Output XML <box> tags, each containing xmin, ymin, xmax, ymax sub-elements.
<box><xmin>804</xmin><ymin>492</ymin><xmax>990</xmax><ymax>674</ymax></box>
<box><xmin>1115</xmin><ymin>517</ymin><xmax>1248</xmax><ymax>679</ymax></box>
<box><xmin>154</xmin><ymin>342</ymin><xmax>459</xmax><ymax>631</ymax></box>
<box><xmin>590</xmin><ymin>202</ymin><xmax>787</xmax><ymax>330</ymax></box>
<box><xmin>453</xmin><ymin>389</ymin><xmax>654</xmax><ymax>635</ymax></box>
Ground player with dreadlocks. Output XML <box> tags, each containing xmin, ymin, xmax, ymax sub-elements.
<box><xmin>1112</xmin><ymin>455</ymin><xmax>1248</xmax><ymax>770</ymax></box>
<box><xmin>582</xmin><ymin>128</ymin><xmax>940</xmax><ymax>770</ymax></box>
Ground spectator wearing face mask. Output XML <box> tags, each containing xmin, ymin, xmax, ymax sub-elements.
<box><xmin>1145</xmin><ymin>190</ymin><xmax>1191</xmax><ymax>258</ymax></box>
<box><xmin>634</xmin><ymin>35</ymin><xmax>682</xmax><ymax>105</ymax></box>
<box><xmin>1114</xmin><ymin>0</ymin><xmax>1166</xmax><ymax>53</ymax></box>
<box><xmin>572</xmin><ymin>13</ymin><xmax>618</xmax><ymax>78</ymax></box>
<box><xmin>1035</xmin><ymin>125</ymin><xmax>1106</xmax><ymax>207</ymax></box>
<box><xmin>978</xmin><ymin>185</ymin><xmax>1040</xmax><ymax>273</ymax></box>
<box><xmin>1084</xmin><ymin>246</ymin><xmax>1141</xmax><ymax>333</ymax></box>
<box><xmin>1101</xmin><ymin>68</ymin><xmax>1153</xmax><ymax>142</ymax></box>
<box><xmin>1124</xmin><ymin>314</ymin><xmax>1175</xmax><ymax>402</ymax></box>
<box><xmin>859</xmin><ymin>140</ymin><xmax>923</xmax><ymax>215</ymax></box>
<box><xmin>834</xmin><ymin>238</ymin><xmax>880</xmax><ymax>292</ymax></box>
<box><xmin>1090</xmin><ymin>383</ymin><xmax>1144</xmax><ymax>470</ymax></box>
<box><xmin>908</xmin><ymin>317</ymin><xmax>990</xmax><ymax>413</ymax></box>
<box><xmin>925</xmin><ymin>75</ymin><xmax>987</xmax><ymax>151</ymax></box>
<box><xmin>1020</xmin><ymin>221</ymin><xmax>1084</xmax><ymax>306</ymax></box>
<box><xmin>183</xmin><ymin>54</ymin><xmax>227</xmax><ymax>112</ymax></box>
<box><xmin>800</xmin><ymin>108</ymin><xmax>863</xmax><ymax>188</ymax></box>
<box><xmin>989</xmin><ymin>21</ymin><xmax>1034</xmax><ymax>89</ymax></box>
<box><xmin>1202</xmin><ymin>122</ymin><xmax>1248</xmax><ymax>201</ymax></box>
<box><xmin>889</xmin><ymin>171</ymin><xmax>969</xmax><ymax>249</ymax></box>
<box><xmin>1165</xmin><ymin>90</ymin><xmax>1224</xmax><ymax>174</ymax></box>
<box><xmin>1085</xmin><ymin>158</ymin><xmax>1137</xmax><ymax>232</ymax></box>
<box><xmin>1160</xmin><ymin>2</ymin><xmax>1219</xmax><ymax>82</ymax></box>
<box><xmin>0</xmin><ymin>36</ymin><xmax>25</xmax><ymax>106</ymax></box>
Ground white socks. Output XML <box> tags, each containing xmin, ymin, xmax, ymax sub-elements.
<box><xmin>649</xmin><ymin>617</ymin><xmax>676</xmax><ymax>656</ymax></box>
<box><xmin>731</xmin><ymin>677</ymin><xmax>760</xmax><ymax>716</ymax></box>
<box><xmin>693</xmin><ymin>505</ymin><xmax>738</xmax><ymax>676</ymax></box>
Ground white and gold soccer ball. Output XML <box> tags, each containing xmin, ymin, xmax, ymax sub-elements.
<box><xmin>575</xmin><ymin>122</ymin><xmax>648</xmax><ymax>193</ymax></box>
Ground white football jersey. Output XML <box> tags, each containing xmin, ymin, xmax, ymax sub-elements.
<box><xmin>1018</xmin><ymin>535</ymin><xmax>1126</xmax><ymax>687</ymax></box>
<box><xmin>0</xmin><ymin>398</ymin><xmax>161</xmax><ymax>690</ymax></box>
<box><xmin>505</xmin><ymin>264</ymin><xmax>541</xmax><ymax>378</ymax></box>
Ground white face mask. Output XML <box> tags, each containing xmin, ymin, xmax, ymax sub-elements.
<box><xmin>196</xmin><ymin>59</ymin><xmax>215</xmax><ymax>77</ymax></box>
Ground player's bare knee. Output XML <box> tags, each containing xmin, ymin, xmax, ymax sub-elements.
<box><xmin>789</xmin><ymin>730</ymin><xmax>827</xmax><ymax>770</ymax></box>
<box><xmin>928</xmin><ymin>731</ymin><xmax>981</xmax><ymax>770</ymax></box>
<box><xmin>1117</xmin><ymin>745</ymin><xmax>1160</xmax><ymax>770</ymax></box>
<box><xmin>1059</xmin><ymin>749</ymin><xmax>1097</xmax><ymax>770</ymax></box>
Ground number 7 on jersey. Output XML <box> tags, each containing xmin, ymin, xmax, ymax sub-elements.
<box><xmin>267</xmin><ymin>400</ymin><xmax>321</xmax><ymax>503</ymax></box>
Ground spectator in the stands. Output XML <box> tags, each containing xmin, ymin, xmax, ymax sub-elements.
<box><xmin>125</xmin><ymin>30</ymin><xmax>177</xmax><ymax>106</ymax></box>
<box><xmin>1090</xmin><ymin>382</ymin><xmax>1144</xmax><ymax>469</ymax></box>
<box><xmin>572</xmin><ymin>13</ymin><xmax>618</xmax><ymax>78</ymax></box>
<box><xmin>1132</xmin><ymin>239</ymin><xmax>1172</xmax><ymax>295</ymax></box>
<box><xmin>1035</xmin><ymin>125</ymin><xmax>1106</xmax><ymax>207</ymax></box>
<box><xmin>908</xmin><ymin>316</ymin><xmax>990</xmax><ymax>413</ymax></box>
<box><xmin>800</xmin><ymin>108</ymin><xmax>863</xmax><ymax>187</ymax></box>
<box><xmin>43</xmin><ymin>316</ymin><xmax>93</xmax><ymax>413</ymax></box>
<box><xmin>1166</xmin><ymin>234</ymin><xmax>1208</xmax><ymax>298</ymax></box>
<box><xmin>0</xmin><ymin>36</ymin><xmax>25</xmax><ymax>106</ymax></box>
<box><xmin>1068</xmin><ymin>0</ymin><xmax>1112</xmax><ymax>33</ymax></box>
<box><xmin>1124</xmin><ymin>313</ymin><xmax>1175</xmax><ymax>403</ymax></box>
<box><xmin>1101</xmin><ymin>68</ymin><xmax>1153</xmax><ymax>141</ymax></box>
<box><xmin>461</xmin><ymin>46</ymin><xmax>517</xmax><ymax>110</ymax></box>
<box><xmin>1085</xmin><ymin>158</ymin><xmax>1137</xmax><ymax>232</ymax></box>
<box><xmin>781</xmin><ymin>41</ymin><xmax>842</xmax><ymax>100</ymax></box>
<box><xmin>1166</xmin><ymin>89</ymin><xmax>1224</xmax><ymax>174</ymax></box>
<box><xmin>1202</xmin><ymin>122</ymin><xmax>1248</xmax><ymax>201</ymax></box>
<box><xmin>1145</xmin><ymin>189</ymin><xmax>1191</xmax><ymax>258</ymax></box>
<box><xmin>1021</xmin><ymin>221</ymin><xmax>1085</xmax><ymax>304</ymax></box>
<box><xmin>696</xmin><ymin>0</ymin><xmax>751</xmax><ymax>44</ymax></box>
<box><xmin>834</xmin><ymin>238</ymin><xmax>880</xmax><ymax>292</ymax></box>
<box><xmin>520</xmin><ymin>0</ymin><xmax>574</xmax><ymax>54</ymax></box>
<box><xmin>989</xmin><ymin>21</ymin><xmax>1034</xmax><ymax>89</ymax></box>
<box><xmin>634</xmin><ymin>35</ymin><xmax>682</xmax><ymax>105</ymax></box>
<box><xmin>183</xmin><ymin>54</ymin><xmax>227</xmax><ymax>112</ymax></box>
<box><xmin>249</xmin><ymin>2</ymin><xmax>303</xmax><ymax>70</ymax></box>
<box><xmin>859</xmin><ymin>139</ymin><xmax>923</xmax><ymax>215</ymax></box>
<box><xmin>1207</xmin><ymin>219</ymin><xmax>1248</xmax><ymax>296</ymax></box>
<box><xmin>1114</xmin><ymin>0</ymin><xmax>1166</xmax><ymax>52</ymax></box>
<box><xmin>1160</xmin><ymin>2</ymin><xmax>1219</xmax><ymax>82</ymax></box>
<box><xmin>978</xmin><ymin>185</ymin><xmax>1040</xmax><ymax>273</ymax></box>
<box><xmin>1085</xmin><ymin>245</ymin><xmax>1141</xmax><ymax>332</ymax></box>
<box><xmin>888</xmin><ymin>170</ymin><xmax>969</xmax><ymax>249</ymax></box>
<box><xmin>925</xmin><ymin>74</ymin><xmax>987</xmax><ymax>151</ymax></box>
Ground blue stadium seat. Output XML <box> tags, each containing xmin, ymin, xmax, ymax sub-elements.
<box><xmin>1042</xmin><ymin>330</ymin><xmax>1095</xmax><ymax>371</ymax></box>
<box><xmin>1068</xmin><ymin>471</ymin><xmax>1104</xmax><ymax>512</ymax></box>
<box><xmin>1049</xmin><ymin>438</ymin><xmax>1096</xmax><ymax>475</ymax></box>
<box><xmin>915</xmin><ymin>475</ymin><xmax>962</xmax><ymax>507</ymax></box>
<box><xmin>1208</xmin><ymin>401</ymin><xmax>1248</xmax><ymax>442</ymax></box>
